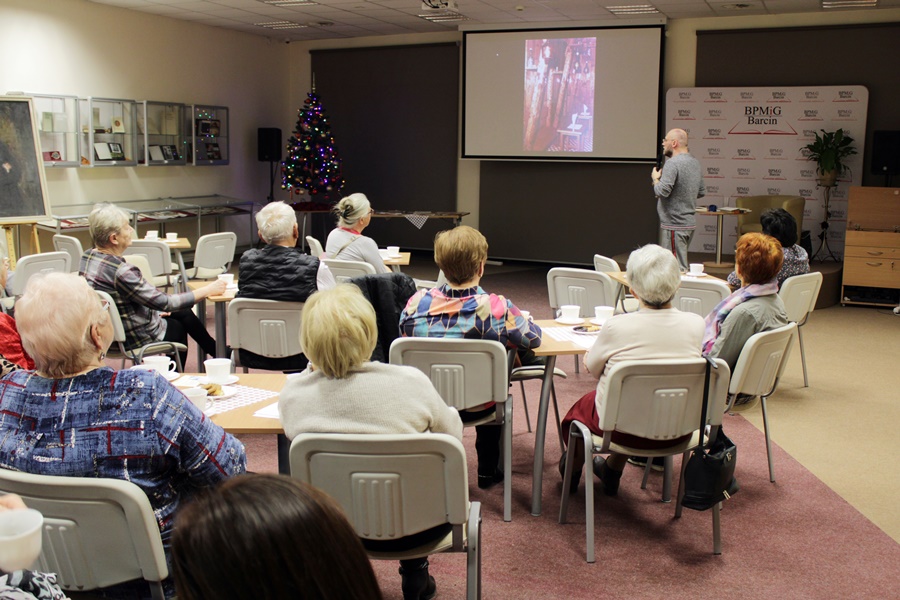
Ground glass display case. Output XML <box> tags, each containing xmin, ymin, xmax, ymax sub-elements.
<box><xmin>26</xmin><ymin>93</ymin><xmax>81</xmax><ymax>168</ymax></box>
<box><xmin>79</xmin><ymin>97</ymin><xmax>138</xmax><ymax>167</ymax></box>
<box><xmin>191</xmin><ymin>105</ymin><xmax>229</xmax><ymax>165</ymax></box>
<box><xmin>138</xmin><ymin>101</ymin><xmax>188</xmax><ymax>166</ymax></box>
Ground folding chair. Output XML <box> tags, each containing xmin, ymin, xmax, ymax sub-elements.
<box><xmin>96</xmin><ymin>290</ymin><xmax>187</xmax><ymax>371</ymax></box>
<box><xmin>52</xmin><ymin>234</ymin><xmax>83</xmax><ymax>272</ymax></box>
<box><xmin>227</xmin><ymin>297</ymin><xmax>305</xmax><ymax>372</ymax></box>
<box><xmin>778</xmin><ymin>272</ymin><xmax>822</xmax><ymax>387</ymax></box>
<box><xmin>322</xmin><ymin>258</ymin><xmax>377</xmax><ymax>283</ymax></box>
<box><xmin>672</xmin><ymin>278</ymin><xmax>732</xmax><ymax>317</ymax></box>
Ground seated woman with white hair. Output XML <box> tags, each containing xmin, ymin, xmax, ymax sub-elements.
<box><xmin>557</xmin><ymin>244</ymin><xmax>705</xmax><ymax>496</ymax></box>
<box><xmin>279</xmin><ymin>284</ymin><xmax>462</xmax><ymax>600</ymax></box>
<box><xmin>79</xmin><ymin>202</ymin><xmax>226</xmax><ymax>366</ymax></box>
<box><xmin>0</xmin><ymin>272</ymin><xmax>246</xmax><ymax>574</ymax></box>
<box><xmin>324</xmin><ymin>193</ymin><xmax>390</xmax><ymax>274</ymax></box>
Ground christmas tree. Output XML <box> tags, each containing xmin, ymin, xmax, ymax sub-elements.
<box><xmin>281</xmin><ymin>87</ymin><xmax>345</xmax><ymax>201</ymax></box>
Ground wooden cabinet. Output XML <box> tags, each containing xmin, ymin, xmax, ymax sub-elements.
<box><xmin>841</xmin><ymin>187</ymin><xmax>900</xmax><ymax>307</ymax></box>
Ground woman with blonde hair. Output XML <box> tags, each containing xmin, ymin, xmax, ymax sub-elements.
<box><xmin>324</xmin><ymin>193</ymin><xmax>389</xmax><ymax>273</ymax></box>
<box><xmin>279</xmin><ymin>284</ymin><xmax>461</xmax><ymax>600</ymax></box>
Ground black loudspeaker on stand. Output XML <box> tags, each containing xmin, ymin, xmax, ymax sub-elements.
<box><xmin>258</xmin><ymin>128</ymin><xmax>282</xmax><ymax>203</ymax></box>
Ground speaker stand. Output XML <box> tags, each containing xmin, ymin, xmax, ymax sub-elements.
<box><xmin>267</xmin><ymin>160</ymin><xmax>277</xmax><ymax>204</ymax></box>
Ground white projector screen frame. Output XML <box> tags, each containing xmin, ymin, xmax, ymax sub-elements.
<box><xmin>462</xmin><ymin>25</ymin><xmax>664</xmax><ymax>162</ymax></box>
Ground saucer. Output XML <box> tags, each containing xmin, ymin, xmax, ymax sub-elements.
<box><xmin>683</xmin><ymin>272</ymin><xmax>706</xmax><ymax>278</ymax></box>
<box><xmin>572</xmin><ymin>325</ymin><xmax>601</xmax><ymax>335</ymax></box>
<box><xmin>555</xmin><ymin>316</ymin><xmax>584</xmax><ymax>325</ymax></box>
<box><xmin>208</xmin><ymin>385</ymin><xmax>238</xmax><ymax>400</ymax></box>
<box><xmin>198</xmin><ymin>375</ymin><xmax>240</xmax><ymax>386</ymax></box>
<box><xmin>225</xmin><ymin>284</ymin><xmax>238</xmax><ymax>290</ymax></box>
<box><xmin>589</xmin><ymin>318</ymin><xmax>607</xmax><ymax>326</ymax></box>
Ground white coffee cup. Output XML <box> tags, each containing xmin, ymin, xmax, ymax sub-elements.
<box><xmin>142</xmin><ymin>355</ymin><xmax>176</xmax><ymax>374</ymax></box>
<box><xmin>558</xmin><ymin>305</ymin><xmax>580</xmax><ymax>321</ymax></box>
<box><xmin>387</xmin><ymin>245</ymin><xmax>400</xmax><ymax>256</ymax></box>
<box><xmin>204</xmin><ymin>358</ymin><xmax>232</xmax><ymax>384</ymax></box>
<box><xmin>594</xmin><ymin>306</ymin><xmax>615</xmax><ymax>322</ymax></box>
<box><xmin>145</xmin><ymin>230</ymin><xmax>158</xmax><ymax>240</ymax></box>
<box><xmin>0</xmin><ymin>508</ymin><xmax>43</xmax><ymax>572</ymax></box>
<box><xmin>166</xmin><ymin>232</ymin><xmax>178</xmax><ymax>242</ymax></box>
<box><xmin>182</xmin><ymin>387</ymin><xmax>210</xmax><ymax>412</ymax></box>
<box><xmin>217</xmin><ymin>273</ymin><xmax>235</xmax><ymax>286</ymax></box>
<box><xmin>689</xmin><ymin>263</ymin><xmax>704</xmax><ymax>275</ymax></box>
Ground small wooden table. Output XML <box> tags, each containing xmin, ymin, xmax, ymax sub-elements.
<box><xmin>188</xmin><ymin>280</ymin><xmax>236</xmax><ymax>365</ymax></box>
<box><xmin>695</xmin><ymin>208</ymin><xmax>750</xmax><ymax>269</ymax></box>
<box><xmin>163</xmin><ymin>237</ymin><xmax>191</xmax><ymax>292</ymax></box>
<box><xmin>528</xmin><ymin>318</ymin><xmax>592</xmax><ymax>516</ymax></box>
<box><xmin>382</xmin><ymin>251</ymin><xmax>411</xmax><ymax>273</ymax></box>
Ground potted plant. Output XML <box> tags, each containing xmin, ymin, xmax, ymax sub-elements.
<box><xmin>803</xmin><ymin>128</ymin><xmax>857</xmax><ymax>187</ymax></box>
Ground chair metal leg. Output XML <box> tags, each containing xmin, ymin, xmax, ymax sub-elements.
<box><xmin>519</xmin><ymin>381</ymin><xmax>532</xmax><ymax>432</ymax></box>
<box><xmin>574</xmin><ymin>355</ymin><xmax>580</xmax><ymax>374</ymax></box>
<box><xmin>674</xmin><ymin>451</ymin><xmax>689</xmax><ymax>518</ymax></box>
<box><xmin>712</xmin><ymin>501</ymin><xmax>722</xmax><ymax>555</ymax></box>
<box><xmin>558</xmin><ymin>427</ymin><xmax>577</xmax><ymax>525</ymax></box>
<box><xmin>466</xmin><ymin>502</ymin><xmax>482</xmax><ymax>600</ymax></box>
<box><xmin>640</xmin><ymin>458</ymin><xmax>652</xmax><ymax>489</ymax></box>
<box><xmin>760</xmin><ymin>395</ymin><xmax>776</xmax><ymax>482</ymax></box>
<box><xmin>582</xmin><ymin>430</ymin><xmax>595</xmax><ymax>563</ymax></box>
<box><xmin>661</xmin><ymin>455</ymin><xmax>673</xmax><ymax>503</ymax></box>
<box><xmin>502</xmin><ymin>403</ymin><xmax>513</xmax><ymax>522</ymax></box>
<box><xmin>798</xmin><ymin>326</ymin><xmax>809</xmax><ymax>387</ymax></box>
<box><xmin>149</xmin><ymin>581</ymin><xmax>165</xmax><ymax>600</ymax></box>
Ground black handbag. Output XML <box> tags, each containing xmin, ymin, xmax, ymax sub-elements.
<box><xmin>680</xmin><ymin>357</ymin><xmax>739</xmax><ymax>511</ymax></box>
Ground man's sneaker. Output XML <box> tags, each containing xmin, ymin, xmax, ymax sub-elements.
<box><xmin>627</xmin><ymin>456</ymin><xmax>665</xmax><ymax>472</ymax></box>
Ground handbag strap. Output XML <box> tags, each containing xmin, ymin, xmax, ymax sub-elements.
<box><xmin>698</xmin><ymin>355</ymin><xmax>717</xmax><ymax>452</ymax></box>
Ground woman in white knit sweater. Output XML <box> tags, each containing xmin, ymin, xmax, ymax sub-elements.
<box><xmin>279</xmin><ymin>284</ymin><xmax>462</xmax><ymax>600</ymax></box>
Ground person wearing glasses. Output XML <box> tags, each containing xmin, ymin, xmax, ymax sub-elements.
<box><xmin>651</xmin><ymin>128</ymin><xmax>706</xmax><ymax>271</ymax></box>
<box><xmin>0</xmin><ymin>273</ymin><xmax>246</xmax><ymax>583</ymax></box>
<box><xmin>324</xmin><ymin>193</ymin><xmax>390</xmax><ymax>274</ymax></box>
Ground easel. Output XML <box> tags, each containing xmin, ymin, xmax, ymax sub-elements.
<box><xmin>1</xmin><ymin>221</ymin><xmax>41</xmax><ymax>269</ymax></box>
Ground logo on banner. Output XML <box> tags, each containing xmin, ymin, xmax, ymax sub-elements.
<box><xmin>705</xmin><ymin>224</ymin><xmax>717</xmax><ymax>234</ymax></box>
<box><xmin>803</xmin><ymin>91</ymin><xmax>821</xmax><ymax>101</ymax></box>
<box><xmin>837</xmin><ymin>109</ymin><xmax>855</xmax><ymax>120</ymax></box>
<box><xmin>799</xmin><ymin>188</ymin><xmax>814</xmax><ymax>198</ymax></box>
<box><xmin>800</xmin><ymin>109</ymin><xmax>822</xmax><ymax>121</ymax></box>
<box><xmin>706</xmin><ymin>91</ymin><xmax>726</xmax><ymax>102</ymax></box>
<box><xmin>769</xmin><ymin>148</ymin><xmax>785</xmax><ymax>159</ymax></box>
<box><xmin>765</xmin><ymin>169</ymin><xmax>785</xmax><ymax>180</ymax></box>
<box><xmin>736</xmin><ymin>186</ymin><xmax>750</xmax><ymax>195</ymax></box>
<box><xmin>831</xmin><ymin>208</ymin><xmax>847</xmax><ymax>219</ymax></box>
<box><xmin>727</xmin><ymin>105</ymin><xmax>798</xmax><ymax>134</ymax></box>
<box><xmin>767</xmin><ymin>187</ymin><xmax>782</xmax><ymax>195</ymax></box>
<box><xmin>703</xmin><ymin>243</ymin><xmax>716</xmax><ymax>252</ymax></box>
<box><xmin>736</xmin><ymin>148</ymin><xmax>754</xmax><ymax>159</ymax></box>
<box><xmin>706</xmin><ymin>166</ymin><xmax>722</xmax><ymax>177</ymax></box>
<box><xmin>707</xmin><ymin>147</ymin><xmax>722</xmax><ymax>158</ymax></box>
<box><xmin>707</xmin><ymin>185</ymin><xmax>720</xmax><ymax>194</ymax></box>
<box><xmin>736</xmin><ymin>167</ymin><xmax>752</xmax><ymax>178</ymax></box>
<box><xmin>769</xmin><ymin>91</ymin><xmax>790</xmax><ymax>102</ymax></box>
<box><xmin>834</xmin><ymin>89</ymin><xmax>860</xmax><ymax>102</ymax></box>
<box><xmin>705</xmin><ymin>127</ymin><xmax>724</xmax><ymax>139</ymax></box>
<box><xmin>676</xmin><ymin>108</ymin><xmax>694</xmax><ymax>120</ymax></box>
<box><xmin>708</xmin><ymin>108</ymin><xmax>724</xmax><ymax>119</ymax></box>
<box><xmin>740</xmin><ymin>91</ymin><xmax>755</xmax><ymax>101</ymax></box>
<box><xmin>677</xmin><ymin>91</ymin><xmax>693</xmax><ymax>101</ymax></box>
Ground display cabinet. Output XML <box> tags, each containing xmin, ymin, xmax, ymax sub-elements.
<box><xmin>138</xmin><ymin>101</ymin><xmax>188</xmax><ymax>166</ymax></box>
<box><xmin>79</xmin><ymin>97</ymin><xmax>138</xmax><ymax>167</ymax></box>
<box><xmin>25</xmin><ymin>93</ymin><xmax>81</xmax><ymax>168</ymax></box>
<box><xmin>190</xmin><ymin>105</ymin><xmax>229</xmax><ymax>166</ymax></box>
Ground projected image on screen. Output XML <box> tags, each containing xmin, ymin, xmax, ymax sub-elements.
<box><xmin>523</xmin><ymin>38</ymin><xmax>596</xmax><ymax>152</ymax></box>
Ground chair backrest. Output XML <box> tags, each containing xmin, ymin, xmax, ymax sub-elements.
<box><xmin>592</xmin><ymin>254</ymin><xmax>620</xmax><ymax>273</ymax></box>
<box><xmin>306</xmin><ymin>235</ymin><xmax>324</xmax><ymax>257</ymax></box>
<box><xmin>290</xmin><ymin>433</ymin><xmax>469</xmax><ymax>540</ymax></box>
<box><xmin>599</xmin><ymin>358</ymin><xmax>731</xmax><ymax>444</ymax></box>
<box><xmin>672</xmin><ymin>278</ymin><xmax>732</xmax><ymax>316</ymax></box>
<box><xmin>193</xmin><ymin>232</ymin><xmax>237</xmax><ymax>270</ymax></box>
<box><xmin>547</xmin><ymin>267</ymin><xmax>617</xmax><ymax>315</ymax></box>
<box><xmin>227</xmin><ymin>298</ymin><xmax>304</xmax><ymax>361</ymax></box>
<box><xmin>389</xmin><ymin>338</ymin><xmax>509</xmax><ymax>411</ymax></box>
<box><xmin>729</xmin><ymin>323</ymin><xmax>797</xmax><ymax>398</ymax></box>
<box><xmin>322</xmin><ymin>258</ymin><xmax>377</xmax><ymax>283</ymax></box>
<box><xmin>123</xmin><ymin>240</ymin><xmax>173</xmax><ymax>277</ymax></box>
<box><xmin>95</xmin><ymin>290</ymin><xmax>129</xmax><ymax>348</ymax></box>
<box><xmin>736</xmin><ymin>195</ymin><xmax>804</xmax><ymax>241</ymax></box>
<box><xmin>123</xmin><ymin>254</ymin><xmax>154</xmax><ymax>281</ymax></box>
<box><xmin>52</xmin><ymin>235</ymin><xmax>83</xmax><ymax>272</ymax></box>
<box><xmin>11</xmin><ymin>252</ymin><xmax>72</xmax><ymax>296</ymax></box>
<box><xmin>778</xmin><ymin>272</ymin><xmax>822</xmax><ymax>323</ymax></box>
<box><xmin>0</xmin><ymin>468</ymin><xmax>168</xmax><ymax>592</ymax></box>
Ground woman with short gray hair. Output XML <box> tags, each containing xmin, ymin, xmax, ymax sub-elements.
<box><xmin>80</xmin><ymin>202</ymin><xmax>227</xmax><ymax>365</ymax></box>
<box><xmin>557</xmin><ymin>244</ymin><xmax>705</xmax><ymax>496</ymax></box>
<box><xmin>324</xmin><ymin>193</ymin><xmax>389</xmax><ymax>273</ymax></box>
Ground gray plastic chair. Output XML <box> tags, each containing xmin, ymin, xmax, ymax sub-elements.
<box><xmin>290</xmin><ymin>433</ymin><xmax>482</xmax><ymax>600</ymax></box>
<box><xmin>322</xmin><ymin>258</ymin><xmax>377</xmax><ymax>283</ymax></box>
<box><xmin>389</xmin><ymin>337</ymin><xmax>513</xmax><ymax>522</ymax></box>
<box><xmin>0</xmin><ymin>468</ymin><xmax>168</xmax><ymax>600</ymax></box>
<box><xmin>778</xmin><ymin>272</ymin><xmax>822</xmax><ymax>387</ymax></box>
<box><xmin>10</xmin><ymin>252</ymin><xmax>72</xmax><ymax>297</ymax></box>
<box><xmin>52</xmin><ymin>234</ymin><xmax>83</xmax><ymax>272</ymax></box>
<box><xmin>672</xmin><ymin>278</ymin><xmax>732</xmax><ymax>317</ymax></box>
<box><xmin>181</xmin><ymin>232</ymin><xmax>237</xmax><ymax>281</ymax></box>
<box><xmin>96</xmin><ymin>290</ymin><xmax>186</xmax><ymax>371</ymax></box>
<box><xmin>124</xmin><ymin>240</ymin><xmax>177</xmax><ymax>290</ymax></box>
<box><xmin>559</xmin><ymin>357</ymin><xmax>731</xmax><ymax>562</ymax></box>
<box><xmin>305</xmin><ymin>235</ymin><xmax>324</xmax><ymax>257</ymax></box>
<box><xmin>227</xmin><ymin>297</ymin><xmax>305</xmax><ymax>371</ymax></box>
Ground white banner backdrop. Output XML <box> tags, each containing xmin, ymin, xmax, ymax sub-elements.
<box><xmin>666</xmin><ymin>86</ymin><xmax>868</xmax><ymax>260</ymax></box>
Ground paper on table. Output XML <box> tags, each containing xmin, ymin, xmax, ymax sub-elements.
<box><xmin>253</xmin><ymin>402</ymin><xmax>281</xmax><ymax>420</ymax></box>
<box><xmin>543</xmin><ymin>326</ymin><xmax>596</xmax><ymax>349</ymax></box>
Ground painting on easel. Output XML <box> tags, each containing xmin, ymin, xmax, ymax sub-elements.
<box><xmin>0</xmin><ymin>96</ymin><xmax>51</xmax><ymax>223</ymax></box>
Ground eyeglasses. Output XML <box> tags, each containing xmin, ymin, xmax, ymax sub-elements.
<box><xmin>99</xmin><ymin>299</ymin><xmax>110</xmax><ymax>312</ymax></box>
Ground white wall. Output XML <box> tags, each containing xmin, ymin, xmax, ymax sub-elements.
<box><xmin>0</xmin><ymin>0</ymin><xmax>291</xmax><ymax>248</ymax></box>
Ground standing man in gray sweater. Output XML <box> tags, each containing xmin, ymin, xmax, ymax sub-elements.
<box><xmin>651</xmin><ymin>128</ymin><xmax>706</xmax><ymax>271</ymax></box>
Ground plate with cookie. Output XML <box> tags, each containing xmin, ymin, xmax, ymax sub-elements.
<box><xmin>199</xmin><ymin>383</ymin><xmax>238</xmax><ymax>400</ymax></box>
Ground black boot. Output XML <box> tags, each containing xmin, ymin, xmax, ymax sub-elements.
<box><xmin>592</xmin><ymin>457</ymin><xmax>622</xmax><ymax>496</ymax></box>
<box><xmin>558</xmin><ymin>452</ymin><xmax>581</xmax><ymax>494</ymax></box>
<box><xmin>399</xmin><ymin>559</ymin><xmax>437</xmax><ymax>600</ymax></box>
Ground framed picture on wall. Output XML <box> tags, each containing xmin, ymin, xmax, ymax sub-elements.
<box><xmin>0</xmin><ymin>96</ymin><xmax>52</xmax><ymax>223</ymax></box>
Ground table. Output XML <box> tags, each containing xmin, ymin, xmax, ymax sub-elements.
<box><xmin>164</xmin><ymin>237</ymin><xmax>191</xmax><ymax>293</ymax></box>
<box><xmin>604</xmin><ymin>270</ymin><xmax>724</xmax><ymax>288</ymax></box>
<box><xmin>203</xmin><ymin>372</ymin><xmax>290</xmax><ymax>473</ymax></box>
<box><xmin>189</xmin><ymin>280</ymin><xmax>236</xmax><ymax>366</ymax></box>
<box><xmin>695</xmin><ymin>208</ymin><xmax>750</xmax><ymax>269</ymax></box>
<box><xmin>529</xmin><ymin>318</ymin><xmax>592</xmax><ymax>516</ymax></box>
<box><xmin>383</xmin><ymin>251</ymin><xmax>411</xmax><ymax>273</ymax></box>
